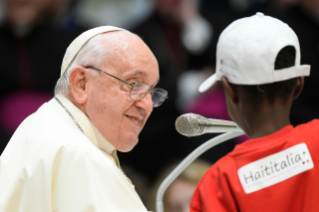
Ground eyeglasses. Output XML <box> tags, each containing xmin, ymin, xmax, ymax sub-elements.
<box><xmin>86</xmin><ymin>66</ymin><xmax>168</xmax><ymax>107</ymax></box>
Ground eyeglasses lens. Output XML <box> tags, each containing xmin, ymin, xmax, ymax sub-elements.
<box><xmin>152</xmin><ymin>88</ymin><xmax>168</xmax><ymax>107</ymax></box>
<box><xmin>130</xmin><ymin>83</ymin><xmax>150</xmax><ymax>100</ymax></box>
<box><xmin>130</xmin><ymin>83</ymin><xmax>167</xmax><ymax>107</ymax></box>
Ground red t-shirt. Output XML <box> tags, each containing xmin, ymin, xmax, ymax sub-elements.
<box><xmin>191</xmin><ymin>120</ymin><xmax>319</xmax><ymax>212</ymax></box>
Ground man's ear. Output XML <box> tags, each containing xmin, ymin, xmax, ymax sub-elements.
<box><xmin>293</xmin><ymin>76</ymin><xmax>304</xmax><ymax>100</ymax></box>
<box><xmin>69</xmin><ymin>66</ymin><xmax>90</xmax><ymax>104</ymax></box>
<box><xmin>221</xmin><ymin>76</ymin><xmax>238</xmax><ymax>104</ymax></box>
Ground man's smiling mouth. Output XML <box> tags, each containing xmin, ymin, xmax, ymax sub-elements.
<box><xmin>126</xmin><ymin>115</ymin><xmax>142</xmax><ymax>124</ymax></box>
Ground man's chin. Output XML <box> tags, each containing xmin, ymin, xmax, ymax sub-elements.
<box><xmin>117</xmin><ymin>137</ymin><xmax>139</xmax><ymax>153</ymax></box>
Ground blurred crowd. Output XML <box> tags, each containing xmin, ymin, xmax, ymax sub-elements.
<box><xmin>0</xmin><ymin>0</ymin><xmax>318</xmax><ymax>210</ymax></box>
<box><xmin>0</xmin><ymin>0</ymin><xmax>87</xmax><ymax>148</ymax></box>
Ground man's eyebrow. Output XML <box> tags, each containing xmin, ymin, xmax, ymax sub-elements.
<box><xmin>127</xmin><ymin>70</ymin><xmax>160</xmax><ymax>86</ymax></box>
<box><xmin>129</xmin><ymin>71</ymin><xmax>147</xmax><ymax>77</ymax></box>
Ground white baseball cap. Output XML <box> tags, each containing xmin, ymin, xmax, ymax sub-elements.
<box><xmin>61</xmin><ymin>26</ymin><xmax>126</xmax><ymax>76</ymax></box>
<box><xmin>199</xmin><ymin>12</ymin><xmax>311</xmax><ymax>93</ymax></box>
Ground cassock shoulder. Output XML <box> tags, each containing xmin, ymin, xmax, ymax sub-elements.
<box><xmin>51</xmin><ymin>140</ymin><xmax>144</xmax><ymax>211</ymax></box>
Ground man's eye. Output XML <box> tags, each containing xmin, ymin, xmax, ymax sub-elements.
<box><xmin>119</xmin><ymin>83</ymin><xmax>131</xmax><ymax>91</ymax></box>
<box><xmin>128</xmin><ymin>81</ymin><xmax>138</xmax><ymax>86</ymax></box>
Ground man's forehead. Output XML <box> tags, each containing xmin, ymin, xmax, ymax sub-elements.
<box><xmin>100</xmin><ymin>31</ymin><xmax>159</xmax><ymax>84</ymax></box>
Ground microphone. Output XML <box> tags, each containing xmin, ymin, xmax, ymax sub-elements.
<box><xmin>175</xmin><ymin>113</ymin><xmax>242</xmax><ymax>137</ymax></box>
<box><xmin>157</xmin><ymin>115</ymin><xmax>245</xmax><ymax>212</ymax></box>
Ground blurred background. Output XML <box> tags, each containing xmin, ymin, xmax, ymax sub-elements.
<box><xmin>0</xmin><ymin>0</ymin><xmax>318</xmax><ymax>211</ymax></box>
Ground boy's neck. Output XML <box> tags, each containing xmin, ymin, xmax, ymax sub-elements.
<box><xmin>241</xmin><ymin>102</ymin><xmax>291</xmax><ymax>139</ymax></box>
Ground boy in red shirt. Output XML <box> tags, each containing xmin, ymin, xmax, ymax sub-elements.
<box><xmin>190</xmin><ymin>12</ymin><xmax>319</xmax><ymax>212</ymax></box>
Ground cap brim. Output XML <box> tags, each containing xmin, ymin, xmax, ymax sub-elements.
<box><xmin>199</xmin><ymin>74</ymin><xmax>217</xmax><ymax>93</ymax></box>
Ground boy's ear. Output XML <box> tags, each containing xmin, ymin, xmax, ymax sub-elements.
<box><xmin>221</xmin><ymin>76</ymin><xmax>238</xmax><ymax>104</ymax></box>
<box><xmin>293</xmin><ymin>76</ymin><xmax>304</xmax><ymax>100</ymax></box>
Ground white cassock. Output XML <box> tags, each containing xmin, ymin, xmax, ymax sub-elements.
<box><xmin>0</xmin><ymin>95</ymin><xmax>149</xmax><ymax>212</ymax></box>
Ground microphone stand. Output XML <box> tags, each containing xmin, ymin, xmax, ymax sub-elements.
<box><xmin>155</xmin><ymin>130</ymin><xmax>245</xmax><ymax>212</ymax></box>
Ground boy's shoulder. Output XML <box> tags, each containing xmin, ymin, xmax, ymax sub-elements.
<box><xmin>202</xmin><ymin>120</ymin><xmax>319</xmax><ymax>174</ymax></box>
<box><xmin>295</xmin><ymin>119</ymin><xmax>319</xmax><ymax>134</ymax></box>
<box><xmin>202</xmin><ymin>153</ymin><xmax>236</xmax><ymax>179</ymax></box>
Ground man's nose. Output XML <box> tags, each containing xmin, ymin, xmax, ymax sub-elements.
<box><xmin>135</xmin><ymin>92</ymin><xmax>153</xmax><ymax>113</ymax></box>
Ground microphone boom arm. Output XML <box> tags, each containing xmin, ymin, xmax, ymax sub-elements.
<box><xmin>155</xmin><ymin>130</ymin><xmax>245</xmax><ymax>212</ymax></box>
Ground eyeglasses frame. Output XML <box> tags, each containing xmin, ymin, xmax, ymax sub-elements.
<box><xmin>85</xmin><ymin>66</ymin><xmax>168</xmax><ymax>107</ymax></box>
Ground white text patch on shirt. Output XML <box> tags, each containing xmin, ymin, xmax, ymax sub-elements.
<box><xmin>238</xmin><ymin>143</ymin><xmax>314</xmax><ymax>194</ymax></box>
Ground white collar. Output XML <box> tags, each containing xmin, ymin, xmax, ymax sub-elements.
<box><xmin>55</xmin><ymin>94</ymin><xmax>116</xmax><ymax>156</ymax></box>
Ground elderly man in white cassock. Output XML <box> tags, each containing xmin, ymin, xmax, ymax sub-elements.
<box><xmin>0</xmin><ymin>26</ymin><xmax>168</xmax><ymax>212</ymax></box>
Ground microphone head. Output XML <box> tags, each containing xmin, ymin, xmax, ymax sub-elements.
<box><xmin>175</xmin><ymin>113</ymin><xmax>203</xmax><ymax>137</ymax></box>
<box><xmin>175</xmin><ymin>113</ymin><xmax>241</xmax><ymax>137</ymax></box>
